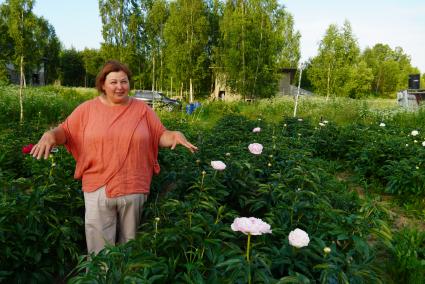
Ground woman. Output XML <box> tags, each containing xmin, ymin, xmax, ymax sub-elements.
<box><xmin>31</xmin><ymin>60</ymin><xmax>197</xmax><ymax>254</ymax></box>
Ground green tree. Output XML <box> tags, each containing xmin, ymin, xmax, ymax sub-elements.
<box><xmin>99</xmin><ymin>0</ymin><xmax>128</xmax><ymax>61</ymax></box>
<box><xmin>30</xmin><ymin>16</ymin><xmax>61</xmax><ymax>85</ymax></box>
<box><xmin>164</xmin><ymin>0</ymin><xmax>210</xmax><ymax>102</ymax></box>
<box><xmin>99</xmin><ymin>0</ymin><xmax>147</xmax><ymax>86</ymax></box>
<box><xmin>0</xmin><ymin>4</ymin><xmax>14</xmax><ymax>83</ymax></box>
<box><xmin>308</xmin><ymin>21</ymin><xmax>361</xmax><ymax>99</ymax></box>
<box><xmin>1</xmin><ymin>1</ymin><xmax>61</xmax><ymax>90</ymax></box>
<box><xmin>275</xmin><ymin>6</ymin><xmax>300</xmax><ymax>69</ymax></box>
<box><xmin>82</xmin><ymin>48</ymin><xmax>104</xmax><ymax>87</ymax></box>
<box><xmin>362</xmin><ymin>44</ymin><xmax>419</xmax><ymax>97</ymax></box>
<box><xmin>59</xmin><ymin>48</ymin><xmax>85</xmax><ymax>87</ymax></box>
<box><xmin>6</xmin><ymin>0</ymin><xmax>36</xmax><ymax>122</ymax></box>
<box><xmin>217</xmin><ymin>0</ymin><xmax>296</xmax><ymax>99</ymax></box>
<box><xmin>145</xmin><ymin>0</ymin><xmax>169</xmax><ymax>91</ymax></box>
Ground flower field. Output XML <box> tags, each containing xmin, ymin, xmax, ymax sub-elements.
<box><xmin>1</xmin><ymin>85</ymin><xmax>424</xmax><ymax>283</ymax></box>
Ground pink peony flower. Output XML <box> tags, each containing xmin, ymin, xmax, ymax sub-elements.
<box><xmin>288</xmin><ymin>228</ymin><xmax>310</xmax><ymax>248</ymax></box>
<box><xmin>22</xmin><ymin>144</ymin><xmax>34</xmax><ymax>154</ymax></box>
<box><xmin>252</xmin><ymin>127</ymin><xmax>261</xmax><ymax>133</ymax></box>
<box><xmin>248</xmin><ymin>143</ymin><xmax>263</xmax><ymax>155</ymax></box>
<box><xmin>211</xmin><ymin>160</ymin><xmax>226</xmax><ymax>170</ymax></box>
<box><xmin>231</xmin><ymin>217</ymin><xmax>272</xmax><ymax>235</ymax></box>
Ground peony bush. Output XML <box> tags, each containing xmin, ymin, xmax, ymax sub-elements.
<box><xmin>1</xmin><ymin>88</ymin><xmax>424</xmax><ymax>283</ymax></box>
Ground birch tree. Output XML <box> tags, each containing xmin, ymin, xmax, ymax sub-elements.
<box><xmin>6</xmin><ymin>0</ymin><xmax>36</xmax><ymax>122</ymax></box>
<box><xmin>362</xmin><ymin>44</ymin><xmax>418</xmax><ymax>96</ymax></box>
<box><xmin>218</xmin><ymin>0</ymin><xmax>296</xmax><ymax>99</ymax></box>
<box><xmin>146</xmin><ymin>0</ymin><xmax>169</xmax><ymax>91</ymax></box>
<box><xmin>308</xmin><ymin>21</ymin><xmax>361</xmax><ymax>99</ymax></box>
<box><xmin>164</xmin><ymin>0</ymin><xmax>209</xmax><ymax>102</ymax></box>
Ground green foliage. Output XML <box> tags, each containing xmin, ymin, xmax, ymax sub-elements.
<box><xmin>0</xmin><ymin>130</ymin><xmax>85</xmax><ymax>283</ymax></box>
<box><xmin>1</xmin><ymin>88</ymin><xmax>425</xmax><ymax>282</ymax></box>
<box><xmin>59</xmin><ymin>48</ymin><xmax>85</xmax><ymax>87</ymax></box>
<box><xmin>68</xmin><ymin>113</ymin><xmax>388</xmax><ymax>283</ymax></box>
<box><xmin>362</xmin><ymin>44</ymin><xmax>418</xmax><ymax>97</ymax></box>
<box><xmin>217</xmin><ymin>0</ymin><xmax>297</xmax><ymax>99</ymax></box>
<box><xmin>308</xmin><ymin>21</ymin><xmax>369</xmax><ymax>99</ymax></box>
<box><xmin>164</xmin><ymin>0</ymin><xmax>210</xmax><ymax>100</ymax></box>
<box><xmin>81</xmin><ymin>48</ymin><xmax>104</xmax><ymax>88</ymax></box>
<box><xmin>387</xmin><ymin>228</ymin><xmax>425</xmax><ymax>284</ymax></box>
<box><xmin>0</xmin><ymin>85</ymin><xmax>94</xmax><ymax>124</ymax></box>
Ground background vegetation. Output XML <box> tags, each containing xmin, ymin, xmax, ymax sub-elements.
<box><xmin>1</xmin><ymin>0</ymin><xmax>423</xmax><ymax>102</ymax></box>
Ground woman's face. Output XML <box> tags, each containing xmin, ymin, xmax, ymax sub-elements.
<box><xmin>102</xmin><ymin>71</ymin><xmax>130</xmax><ymax>105</ymax></box>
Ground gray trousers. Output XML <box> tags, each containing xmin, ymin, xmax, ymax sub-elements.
<box><xmin>83</xmin><ymin>186</ymin><xmax>147</xmax><ymax>254</ymax></box>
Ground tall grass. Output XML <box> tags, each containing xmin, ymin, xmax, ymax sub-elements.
<box><xmin>166</xmin><ymin>95</ymin><xmax>416</xmax><ymax>129</ymax></box>
<box><xmin>0</xmin><ymin>85</ymin><xmax>96</xmax><ymax>126</ymax></box>
<box><xmin>1</xmin><ymin>85</ymin><xmax>423</xmax><ymax>130</ymax></box>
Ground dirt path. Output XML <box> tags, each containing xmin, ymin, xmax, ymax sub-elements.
<box><xmin>336</xmin><ymin>171</ymin><xmax>425</xmax><ymax>232</ymax></box>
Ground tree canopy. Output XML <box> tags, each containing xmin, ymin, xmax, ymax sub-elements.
<box><xmin>1</xmin><ymin>0</ymin><xmax>421</xmax><ymax>99</ymax></box>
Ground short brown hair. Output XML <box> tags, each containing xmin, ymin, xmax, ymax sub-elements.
<box><xmin>95</xmin><ymin>60</ymin><xmax>132</xmax><ymax>93</ymax></box>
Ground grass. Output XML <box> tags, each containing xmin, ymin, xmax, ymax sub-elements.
<box><xmin>158</xmin><ymin>95</ymin><xmax>408</xmax><ymax>130</ymax></box>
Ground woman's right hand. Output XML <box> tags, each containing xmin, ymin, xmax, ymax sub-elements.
<box><xmin>30</xmin><ymin>130</ymin><xmax>57</xmax><ymax>160</ymax></box>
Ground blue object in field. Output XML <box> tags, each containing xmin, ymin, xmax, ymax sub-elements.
<box><xmin>185</xmin><ymin>103</ymin><xmax>195</xmax><ymax>114</ymax></box>
<box><xmin>185</xmin><ymin>102</ymin><xmax>202</xmax><ymax>114</ymax></box>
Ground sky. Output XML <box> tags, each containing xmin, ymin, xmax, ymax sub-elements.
<box><xmin>2</xmin><ymin>0</ymin><xmax>424</xmax><ymax>72</ymax></box>
<box><xmin>283</xmin><ymin>0</ymin><xmax>425</xmax><ymax>72</ymax></box>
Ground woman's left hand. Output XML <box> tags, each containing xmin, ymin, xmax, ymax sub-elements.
<box><xmin>159</xmin><ymin>130</ymin><xmax>198</xmax><ymax>153</ymax></box>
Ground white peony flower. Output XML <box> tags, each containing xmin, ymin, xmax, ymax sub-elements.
<box><xmin>323</xmin><ymin>247</ymin><xmax>331</xmax><ymax>254</ymax></box>
<box><xmin>319</xmin><ymin>122</ymin><xmax>325</xmax><ymax>127</ymax></box>
<box><xmin>288</xmin><ymin>228</ymin><xmax>310</xmax><ymax>248</ymax></box>
<box><xmin>252</xmin><ymin>127</ymin><xmax>261</xmax><ymax>133</ymax></box>
<box><xmin>411</xmin><ymin>130</ymin><xmax>419</xmax><ymax>136</ymax></box>
<box><xmin>211</xmin><ymin>160</ymin><xmax>226</xmax><ymax>171</ymax></box>
<box><xmin>379</xmin><ymin>123</ymin><xmax>386</xmax><ymax>127</ymax></box>
<box><xmin>231</xmin><ymin>217</ymin><xmax>272</xmax><ymax>235</ymax></box>
<box><xmin>422</xmin><ymin>141</ymin><xmax>425</xmax><ymax>147</ymax></box>
<box><xmin>248</xmin><ymin>143</ymin><xmax>263</xmax><ymax>155</ymax></box>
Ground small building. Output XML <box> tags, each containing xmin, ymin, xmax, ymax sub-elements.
<box><xmin>210</xmin><ymin>68</ymin><xmax>299</xmax><ymax>101</ymax></box>
<box><xmin>397</xmin><ymin>89</ymin><xmax>425</xmax><ymax>110</ymax></box>
<box><xmin>277</xmin><ymin>68</ymin><xmax>297</xmax><ymax>96</ymax></box>
<box><xmin>397</xmin><ymin>74</ymin><xmax>424</xmax><ymax>110</ymax></box>
<box><xmin>210</xmin><ymin>72</ymin><xmax>241</xmax><ymax>101</ymax></box>
<box><xmin>5</xmin><ymin>62</ymin><xmax>46</xmax><ymax>86</ymax></box>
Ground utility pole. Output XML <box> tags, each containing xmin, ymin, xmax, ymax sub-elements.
<box><xmin>293</xmin><ymin>62</ymin><xmax>304</xmax><ymax>117</ymax></box>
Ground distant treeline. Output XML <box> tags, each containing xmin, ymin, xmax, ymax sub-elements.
<box><xmin>0</xmin><ymin>0</ymin><xmax>423</xmax><ymax>99</ymax></box>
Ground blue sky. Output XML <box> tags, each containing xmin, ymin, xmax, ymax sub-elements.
<box><xmin>283</xmin><ymin>0</ymin><xmax>425</xmax><ymax>72</ymax></box>
<box><xmin>2</xmin><ymin>0</ymin><xmax>424</xmax><ymax>72</ymax></box>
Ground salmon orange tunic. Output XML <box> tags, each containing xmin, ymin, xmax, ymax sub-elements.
<box><xmin>60</xmin><ymin>97</ymin><xmax>166</xmax><ymax>197</ymax></box>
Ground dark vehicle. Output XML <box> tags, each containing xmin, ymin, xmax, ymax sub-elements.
<box><xmin>134</xmin><ymin>90</ymin><xmax>180</xmax><ymax>111</ymax></box>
